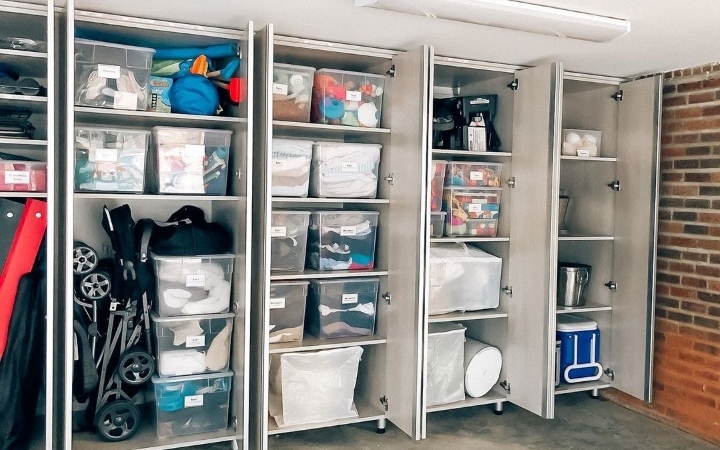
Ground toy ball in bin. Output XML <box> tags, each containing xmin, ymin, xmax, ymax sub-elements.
<box><xmin>311</xmin><ymin>69</ymin><xmax>384</xmax><ymax>128</ymax></box>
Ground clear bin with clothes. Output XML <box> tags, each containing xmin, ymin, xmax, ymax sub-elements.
<box><xmin>310</xmin><ymin>142</ymin><xmax>381</xmax><ymax>199</ymax></box>
<box><xmin>443</xmin><ymin>187</ymin><xmax>501</xmax><ymax>236</ymax></box>
<box><xmin>430</xmin><ymin>160</ymin><xmax>448</xmax><ymax>212</ymax></box>
<box><xmin>271</xmin><ymin>139</ymin><xmax>313</xmax><ymax>197</ymax></box>
<box><xmin>271</xmin><ymin>211</ymin><xmax>311</xmax><ymax>272</ymax></box>
<box><xmin>269</xmin><ymin>281</ymin><xmax>309</xmax><ymax>343</ymax></box>
<box><xmin>306</xmin><ymin>211</ymin><xmax>379</xmax><ymax>270</ymax></box>
<box><xmin>307</xmin><ymin>278</ymin><xmax>379</xmax><ymax>339</ymax></box>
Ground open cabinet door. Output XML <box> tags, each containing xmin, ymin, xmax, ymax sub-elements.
<box><xmin>384</xmin><ymin>45</ymin><xmax>432</xmax><ymax>440</ymax></box>
<box><xmin>505</xmin><ymin>63</ymin><xmax>562</xmax><ymax>418</ymax></box>
<box><xmin>611</xmin><ymin>75</ymin><xmax>662</xmax><ymax>402</ymax></box>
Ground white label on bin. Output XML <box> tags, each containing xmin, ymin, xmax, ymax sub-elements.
<box><xmin>113</xmin><ymin>91</ymin><xmax>138</xmax><ymax>110</ymax></box>
<box><xmin>271</xmin><ymin>226</ymin><xmax>287</xmax><ymax>238</ymax></box>
<box><xmin>469</xmin><ymin>171</ymin><xmax>484</xmax><ymax>181</ymax></box>
<box><xmin>273</xmin><ymin>159</ymin><xmax>288</xmax><ymax>169</ymax></box>
<box><xmin>577</xmin><ymin>149</ymin><xmax>590</xmax><ymax>157</ymax></box>
<box><xmin>468</xmin><ymin>203</ymin><xmax>485</xmax><ymax>213</ymax></box>
<box><xmin>269</xmin><ymin>297</ymin><xmax>286</xmax><ymax>309</ymax></box>
<box><xmin>183</xmin><ymin>144</ymin><xmax>206</xmax><ymax>158</ymax></box>
<box><xmin>184</xmin><ymin>394</ymin><xmax>204</xmax><ymax>408</ymax></box>
<box><xmin>341</xmin><ymin>162</ymin><xmax>359</xmax><ymax>173</ymax></box>
<box><xmin>342</xmin><ymin>293</ymin><xmax>359</xmax><ymax>304</ymax></box>
<box><xmin>272</xmin><ymin>83</ymin><xmax>288</xmax><ymax>95</ymax></box>
<box><xmin>91</xmin><ymin>148</ymin><xmax>119</xmax><ymax>163</ymax></box>
<box><xmin>186</xmin><ymin>335</ymin><xmax>206</xmax><ymax>348</ymax></box>
<box><xmin>340</xmin><ymin>226</ymin><xmax>357</xmax><ymax>236</ymax></box>
<box><xmin>186</xmin><ymin>274</ymin><xmax>206</xmax><ymax>287</ymax></box>
<box><xmin>5</xmin><ymin>171</ymin><xmax>29</xmax><ymax>185</ymax></box>
<box><xmin>346</xmin><ymin>91</ymin><xmax>362</xmax><ymax>102</ymax></box>
<box><xmin>97</xmin><ymin>64</ymin><xmax>121</xmax><ymax>79</ymax></box>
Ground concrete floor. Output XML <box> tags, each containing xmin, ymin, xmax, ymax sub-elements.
<box><xmin>263</xmin><ymin>393</ymin><xmax>718</xmax><ymax>450</ymax></box>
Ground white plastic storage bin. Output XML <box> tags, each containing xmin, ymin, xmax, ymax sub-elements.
<box><xmin>307</xmin><ymin>278</ymin><xmax>379</xmax><ymax>339</ymax></box>
<box><xmin>271</xmin><ymin>139</ymin><xmax>313</xmax><ymax>197</ymax></box>
<box><xmin>271</xmin><ymin>211</ymin><xmax>310</xmax><ymax>272</ymax></box>
<box><xmin>273</xmin><ymin>63</ymin><xmax>315</xmax><ymax>123</ymax></box>
<box><xmin>152</xmin><ymin>313</ymin><xmax>234</xmax><ymax>377</ymax></box>
<box><xmin>427</xmin><ymin>323</ymin><xmax>466</xmax><ymax>406</ymax></box>
<box><xmin>269</xmin><ymin>281</ymin><xmax>308</xmax><ymax>343</ymax></box>
<box><xmin>428</xmin><ymin>243</ymin><xmax>502</xmax><ymax>315</ymax></box>
<box><xmin>444</xmin><ymin>162</ymin><xmax>503</xmax><ymax>187</ymax></box>
<box><xmin>268</xmin><ymin>347</ymin><xmax>363</xmax><ymax>427</ymax></box>
<box><xmin>562</xmin><ymin>129</ymin><xmax>602</xmax><ymax>157</ymax></box>
<box><xmin>310</xmin><ymin>142</ymin><xmax>381</xmax><ymax>198</ymax></box>
<box><xmin>311</xmin><ymin>69</ymin><xmax>385</xmax><ymax>127</ymax></box>
<box><xmin>307</xmin><ymin>211</ymin><xmax>379</xmax><ymax>270</ymax></box>
<box><xmin>152</xmin><ymin>127</ymin><xmax>232</xmax><ymax>195</ymax></box>
<box><xmin>0</xmin><ymin>157</ymin><xmax>46</xmax><ymax>192</ymax></box>
<box><xmin>152</xmin><ymin>371</ymin><xmax>232</xmax><ymax>438</ymax></box>
<box><xmin>74</xmin><ymin>127</ymin><xmax>149</xmax><ymax>192</ymax></box>
<box><xmin>152</xmin><ymin>253</ymin><xmax>234</xmax><ymax>316</ymax></box>
<box><xmin>74</xmin><ymin>39</ymin><xmax>154</xmax><ymax>110</ymax></box>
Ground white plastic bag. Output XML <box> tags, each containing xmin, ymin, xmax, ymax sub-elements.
<box><xmin>427</xmin><ymin>323</ymin><xmax>466</xmax><ymax>406</ymax></box>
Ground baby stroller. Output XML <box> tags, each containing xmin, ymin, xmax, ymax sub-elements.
<box><xmin>71</xmin><ymin>205</ymin><xmax>156</xmax><ymax>441</ymax></box>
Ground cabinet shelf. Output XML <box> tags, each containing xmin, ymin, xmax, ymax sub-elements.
<box><xmin>0</xmin><ymin>93</ymin><xmax>47</xmax><ymax>113</ymax></box>
<box><xmin>426</xmin><ymin>386</ymin><xmax>507</xmax><ymax>413</ymax></box>
<box><xmin>556</xmin><ymin>302</ymin><xmax>612</xmax><ymax>314</ymax></box>
<box><xmin>554</xmin><ymin>378</ymin><xmax>612</xmax><ymax>396</ymax></box>
<box><xmin>432</xmin><ymin>149</ymin><xmax>512</xmax><ymax>158</ymax></box>
<box><xmin>270</xmin><ymin>269</ymin><xmax>388</xmax><ymax>281</ymax></box>
<box><xmin>72</xmin><ymin>422</ymin><xmax>238</xmax><ymax>450</ymax></box>
<box><xmin>558</xmin><ymin>234</ymin><xmax>614</xmax><ymax>242</ymax></box>
<box><xmin>269</xmin><ymin>333</ymin><xmax>386</xmax><ymax>354</ymax></box>
<box><xmin>428</xmin><ymin>309</ymin><xmax>508</xmax><ymax>323</ymax></box>
<box><xmin>74</xmin><ymin>193</ymin><xmax>241</xmax><ymax>201</ymax></box>
<box><xmin>75</xmin><ymin>107</ymin><xmax>245</xmax><ymax>128</ymax></box>
<box><xmin>273</xmin><ymin>120</ymin><xmax>390</xmax><ymax>138</ymax></box>
<box><xmin>430</xmin><ymin>236</ymin><xmax>509</xmax><ymax>243</ymax></box>
<box><xmin>0</xmin><ymin>48</ymin><xmax>47</xmax><ymax>78</ymax></box>
<box><xmin>0</xmin><ymin>138</ymin><xmax>47</xmax><ymax>147</ymax></box>
<box><xmin>560</xmin><ymin>156</ymin><xmax>617</xmax><ymax>162</ymax></box>
<box><xmin>268</xmin><ymin>398</ymin><xmax>384</xmax><ymax>435</ymax></box>
<box><xmin>272</xmin><ymin>197</ymin><xmax>389</xmax><ymax>204</ymax></box>
<box><xmin>0</xmin><ymin>192</ymin><xmax>47</xmax><ymax>198</ymax></box>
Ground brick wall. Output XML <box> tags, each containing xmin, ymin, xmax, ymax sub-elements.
<box><xmin>604</xmin><ymin>62</ymin><xmax>720</xmax><ymax>445</ymax></box>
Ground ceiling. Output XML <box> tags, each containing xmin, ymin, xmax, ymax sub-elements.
<box><xmin>52</xmin><ymin>0</ymin><xmax>720</xmax><ymax>78</ymax></box>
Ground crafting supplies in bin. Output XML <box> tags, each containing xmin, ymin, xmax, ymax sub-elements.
<box><xmin>311</xmin><ymin>69</ymin><xmax>384</xmax><ymax>128</ymax></box>
<box><xmin>443</xmin><ymin>187</ymin><xmax>501</xmax><ymax>236</ymax></box>
<box><xmin>152</xmin><ymin>253</ymin><xmax>234</xmax><ymax>316</ymax></box>
<box><xmin>562</xmin><ymin>129</ymin><xmax>602</xmax><ymax>157</ymax></box>
<box><xmin>556</xmin><ymin>314</ymin><xmax>602</xmax><ymax>384</ymax></box>
<box><xmin>152</xmin><ymin>313</ymin><xmax>234</xmax><ymax>377</ymax></box>
<box><xmin>427</xmin><ymin>323</ymin><xmax>466</xmax><ymax>406</ymax></box>
<box><xmin>428</xmin><ymin>243</ymin><xmax>501</xmax><ymax>315</ymax></box>
<box><xmin>152</xmin><ymin>371</ymin><xmax>232</xmax><ymax>438</ymax></box>
<box><xmin>430</xmin><ymin>160</ymin><xmax>447</xmax><ymax>212</ymax></box>
<box><xmin>271</xmin><ymin>211</ymin><xmax>310</xmax><ymax>272</ymax></box>
<box><xmin>268</xmin><ymin>346</ymin><xmax>363</xmax><ymax>427</ymax></box>
<box><xmin>307</xmin><ymin>278</ymin><xmax>379</xmax><ymax>339</ymax></box>
<box><xmin>269</xmin><ymin>281</ymin><xmax>308</xmax><ymax>343</ymax></box>
<box><xmin>444</xmin><ymin>162</ymin><xmax>503</xmax><ymax>187</ymax></box>
<box><xmin>74</xmin><ymin>126</ymin><xmax>149</xmax><ymax>193</ymax></box>
<box><xmin>306</xmin><ymin>211</ymin><xmax>379</xmax><ymax>270</ymax></box>
<box><xmin>430</xmin><ymin>212</ymin><xmax>446</xmax><ymax>238</ymax></box>
<box><xmin>271</xmin><ymin>139</ymin><xmax>313</xmax><ymax>197</ymax></box>
<box><xmin>273</xmin><ymin>63</ymin><xmax>315</xmax><ymax>123</ymax></box>
<box><xmin>0</xmin><ymin>154</ymin><xmax>46</xmax><ymax>192</ymax></box>
<box><xmin>152</xmin><ymin>127</ymin><xmax>232</xmax><ymax>195</ymax></box>
<box><xmin>74</xmin><ymin>39</ymin><xmax>154</xmax><ymax>110</ymax></box>
<box><xmin>310</xmin><ymin>142</ymin><xmax>381</xmax><ymax>198</ymax></box>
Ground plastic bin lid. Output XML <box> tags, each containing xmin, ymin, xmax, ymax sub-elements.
<box><xmin>151</xmin><ymin>312</ymin><xmax>235</xmax><ymax>323</ymax></box>
<box><xmin>74</xmin><ymin>125</ymin><xmax>151</xmax><ymax>135</ymax></box>
<box><xmin>274</xmin><ymin>62</ymin><xmax>316</xmax><ymax>72</ymax></box>
<box><xmin>270</xmin><ymin>280</ymin><xmax>310</xmax><ymax>287</ymax></box>
<box><xmin>431</xmin><ymin>212</ymin><xmax>447</xmax><ymax>217</ymax></box>
<box><xmin>432</xmin><ymin>159</ymin><xmax>449</xmax><ymax>164</ymax></box>
<box><xmin>443</xmin><ymin>187</ymin><xmax>503</xmax><ymax>193</ymax></box>
<box><xmin>556</xmin><ymin>314</ymin><xmax>598</xmax><ymax>332</ymax></box>
<box><xmin>75</xmin><ymin>38</ymin><xmax>156</xmax><ymax>53</ymax></box>
<box><xmin>313</xmin><ymin>141</ymin><xmax>382</xmax><ymax>150</ymax></box>
<box><xmin>428</xmin><ymin>322</ymin><xmax>466</xmax><ymax>336</ymax></box>
<box><xmin>316</xmin><ymin>68</ymin><xmax>385</xmax><ymax>79</ymax></box>
<box><xmin>311</xmin><ymin>210</ymin><xmax>380</xmax><ymax>216</ymax></box>
<box><xmin>152</xmin><ymin>126</ymin><xmax>233</xmax><ymax>135</ymax></box>
<box><xmin>150</xmin><ymin>252</ymin><xmax>235</xmax><ymax>260</ymax></box>
<box><xmin>152</xmin><ymin>370</ymin><xmax>233</xmax><ymax>384</ymax></box>
<box><xmin>272</xmin><ymin>210</ymin><xmax>311</xmax><ymax>215</ymax></box>
<box><xmin>310</xmin><ymin>277</ymin><xmax>380</xmax><ymax>286</ymax></box>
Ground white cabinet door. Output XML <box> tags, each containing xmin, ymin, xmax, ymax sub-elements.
<box><xmin>611</xmin><ymin>75</ymin><xmax>662</xmax><ymax>402</ymax></box>
<box><xmin>505</xmin><ymin>63</ymin><xmax>563</xmax><ymax>418</ymax></box>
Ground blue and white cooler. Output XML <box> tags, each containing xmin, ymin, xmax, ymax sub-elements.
<box><xmin>556</xmin><ymin>314</ymin><xmax>603</xmax><ymax>384</ymax></box>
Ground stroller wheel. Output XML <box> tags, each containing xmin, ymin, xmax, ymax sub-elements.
<box><xmin>95</xmin><ymin>400</ymin><xmax>140</xmax><ymax>442</ymax></box>
<box><xmin>73</xmin><ymin>243</ymin><xmax>99</xmax><ymax>275</ymax></box>
<box><xmin>118</xmin><ymin>347</ymin><xmax>155</xmax><ymax>385</ymax></box>
<box><xmin>78</xmin><ymin>271</ymin><xmax>111</xmax><ymax>301</ymax></box>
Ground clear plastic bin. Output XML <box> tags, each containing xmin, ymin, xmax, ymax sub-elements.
<box><xmin>430</xmin><ymin>160</ymin><xmax>447</xmax><ymax>212</ymax></box>
<box><xmin>307</xmin><ymin>278</ymin><xmax>379</xmax><ymax>339</ymax></box>
<box><xmin>273</xmin><ymin>63</ymin><xmax>315</xmax><ymax>123</ymax></box>
<box><xmin>310</xmin><ymin>142</ymin><xmax>381</xmax><ymax>198</ymax></box>
<box><xmin>430</xmin><ymin>212</ymin><xmax>446</xmax><ymax>238</ymax></box>
<box><xmin>74</xmin><ymin>127</ymin><xmax>149</xmax><ymax>192</ymax></box>
<box><xmin>0</xmin><ymin>157</ymin><xmax>46</xmax><ymax>192</ymax></box>
<box><xmin>444</xmin><ymin>162</ymin><xmax>503</xmax><ymax>187</ymax></box>
<box><xmin>446</xmin><ymin>218</ymin><xmax>498</xmax><ymax>237</ymax></box>
<box><xmin>152</xmin><ymin>312</ymin><xmax>234</xmax><ymax>376</ymax></box>
<box><xmin>428</xmin><ymin>243</ymin><xmax>502</xmax><ymax>315</ymax></box>
<box><xmin>271</xmin><ymin>139</ymin><xmax>313</xmax><ymax>197</ymax></box>
<box><xmin>74</xmin><ymin>39</ymin><xmax>154</xmax><ymax>110</ymax></box>
<box><xmin>307</xmin><ymin>211</ymin><xmax>379</xmax><ymax>271</ymax></box>
<box><xmin>152</xmin><ymin>127</ymin><xmax>232</xmax><ymax>195</ymax></box>
<box><xmin>152</xmin><ymin>253</ymin><xmax>235</xmax><ymax>316</ymax></box>
<box><xmin>152</xmin><ymin>371</ymin><xmax>232</xmax><ymax>438</ymax></box>
<box><xmin>311</xmin><ymin>69</ymin><xmax>385</xmax><ymax>128</ymax></box>
<box><xmin>427</xmin><ymin>323</ymin><xmax>466</xmax><ymax>406</ymax></box>
<box><xmin>443</xmin><ymin>188</ymin><xmax>501</xmax><ymax>236</ymax></box>
<box><xmin>268</xmin><ymin>347</ymin><xmax>363</xmax><ymax>427</ymax></box>
<box><xmin>269</xmin><ymin>281</ymin><xmax>308</xmax><ymax>343</ymax></box>
<box><xmin>562</xmin><ymin>129</ymin><xmax>602</xmax><ymax>157</ymax></box>
<box><xmin>271</xmin><ymin>211</ymin><xmax>310</xmax><ymax>272</ymax></box>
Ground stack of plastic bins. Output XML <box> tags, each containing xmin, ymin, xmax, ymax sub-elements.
<box><xmin>310</xmin><ymin>142</ymin><xmax>381</xmax><ymax>199</ymax></box>
<box><xmin>149</xmin><ymin>252</ymin><xmax>235</xmax><ymax>438</ymax></box>
<box><xmin>311</xmin><ymin>69</ymin><xmax>385</xmax><ymax>128</ymax></box>
<box><xmin>74</xmin><ymin>127</ymin><xmax>150</xmax><ymax>193</ymax></box>
<box><xmin>271</xmin><ymin>139</ymin><xmax>313</xmax><ymax>197</ymax></box>
<box><xmin>272</xmin><ymin>64</ymin><xmax>316</xmax><ymax>123</ymax></box>
<box><xmin>152</xmin><ymin>127</ymin><xmax>233</xmax><ymax>195</ymax></box>
<box><xmin>306</xmin><ymin>211</ymin><xmax>379</xmax><ymax>271</ymax></box>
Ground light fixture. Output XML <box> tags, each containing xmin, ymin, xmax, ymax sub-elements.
<box><xmin>355</xmin><ymin>0</ymin><xmax>631</xmax><ymax>42</ymax></box>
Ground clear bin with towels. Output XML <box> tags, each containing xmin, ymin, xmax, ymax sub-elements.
<box><xmin>271</xmin><ymin>139</ymin><xmax>313</xmax><ymax>197</ymax></box>
<box><xmin>310</xmin><ymin>142</ymin><xmax>381</xmax><ymax>198</ymax></box>
<box><xmin>271</xmin><ymin>211</ymin><xmax>310</xmax><ymax>272</ymax></box>
<box><xmin>307</xmin><ymin>278</ymin><xmax>379</xmax><ymax>339</ymax></box>
<box><xmin>269</xmin><ymin>281</ymin><xmax>308</xmax><ymax>343</ymax></box>
<box><xmin>427</xmin><ymin>323</ymin><xmax>466</xmax><ymax>406</ymax></box>
<box><xmin>307</xmin><ymin>211</ymin><xmax>379</xmax><ymax>270</ymax></box>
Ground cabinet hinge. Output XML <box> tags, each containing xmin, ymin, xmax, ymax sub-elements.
<box><xmin>506</xmin><ymin>177</ymin><xmax>516</xmax><ymax>189</ymax></box>
<box><xmin>605</xmin><ymin>281</ymin><xmax>617</xmax><ymax>291</ymax></box>
<box><xmin>604</xmin><ymin>368</ymin><xmax>615</xmax><ymax>380</ymax></box>
<box><xmin>612</xmin><ymin>90</ymin><xmax>624</xmax><ymax>101</ymax></box>
<box><xmin>384</xmin><ymin>173</ymin><xmax>394</xmax><ymax>185</ymax></box>
<box><xmin>607</xmin><ymin>180</ymin><xmax>621</xmax><ymax>191</ymax></box>
<box><xmin>382</xmin><ymin>292</ymin><xmax>392</xmax><ymax>305</ymax></box>
<box><xmin>387</xmin><ymin>65</ymin><xmax>396</xmax><ymax>78</ymax></box>
<box><xmin>500</xmin><ymin>380</ymin><xmax>511</xmax><ymax>393</ymax></box>
<box><xmin>380</xmin><ymin>395</ymin><xmax>389</xmax><ymax>411</ymax></box>
<box><xmin>231</xmin><ymin>416</ymin><xmax>238</xmax><ymax>431</ymax></box>
<box><xmin>507</xmin><ymin>79</ymin><xmax>519</xmax><ymax>91</ymax></box>
<box><xmin>501</xmin><ymin>286</ymin><xmax>513</xmax><ymax>297</ymax></box>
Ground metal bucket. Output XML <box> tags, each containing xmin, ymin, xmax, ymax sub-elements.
<box><xmin>557</xmin><ymin>263</ymin><xmax>591</xmax><ymax>307</ymax></box>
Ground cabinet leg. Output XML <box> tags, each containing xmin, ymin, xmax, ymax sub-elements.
<box><xmin>376</xmin><ymin>417</ymin><xmax>387</xmax><ymax>434</ymax></box>
<box><xmin>493</xmin><ymin>401</ymin><xmax>504</xmax><ymax>415</ymax></box>
<box><xmin>590</xmin><ymin>389</ymin><xmax>600</xmax><ymax>399</ymax></box>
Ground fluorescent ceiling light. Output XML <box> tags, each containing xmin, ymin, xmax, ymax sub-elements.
<box><xmin>355</xmin><ymin>0</ymin><xmax>631</xmax><ymax>42</ymax></box>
